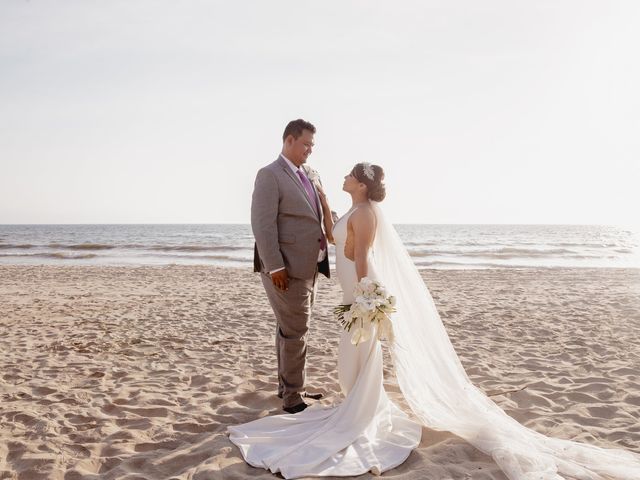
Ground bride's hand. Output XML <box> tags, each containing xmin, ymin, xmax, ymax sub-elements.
<box><xmin>316</xmin><ymin>183</ymin><xmax>329</xmax><ymax>208</ymax></box>
<box><xmin>315</xmin><ymin>182</ymin><xmax>335</xmax><ymax>244</ymax></box>
<box><xmin>326</xmin><ymin>231</ymin><xmax>335</xmax><ymax>245</ymax></box>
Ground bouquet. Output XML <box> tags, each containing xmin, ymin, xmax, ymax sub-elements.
<box><xmin>333</xmin><ymin>277</ymin><xmax>396</xmax><ymax>346</ymax></box>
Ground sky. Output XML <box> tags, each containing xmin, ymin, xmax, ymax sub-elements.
<box><xmin>1</xmin><ymin>0</ymin><xmax>638</xmax><ymax>225</ymax></box>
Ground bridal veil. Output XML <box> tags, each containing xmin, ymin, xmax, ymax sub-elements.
<box><xmin>371</xmin><ymin>202</ymin><xmax>640</xmax><ymax>480</ymax></box>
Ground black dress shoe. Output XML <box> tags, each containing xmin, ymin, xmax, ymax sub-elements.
<box><xmin>303</xmin><ymin>392</ymin><xmax>323</xmax><ymax>400</ymax></box>
<box><xmin>283</xmin><ymin>402</ymin><xmax>308</xmax><ymax>414</ymax></box>
<box><xmin>277</xmin><ymin>391</ymin><xmax>323</xmax><ymax>400</ymax></box>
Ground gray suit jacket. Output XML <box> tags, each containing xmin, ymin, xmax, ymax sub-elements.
<box><xmin>251</xmin><ymin>155</ymin><xmax>330</xmax><ymax>280</ymax></box>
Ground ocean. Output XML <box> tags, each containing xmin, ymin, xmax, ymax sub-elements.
<box><xmin>0</xmin><ymin>224</ymin><xmax>638</xmax><ymax>270</ymax></box>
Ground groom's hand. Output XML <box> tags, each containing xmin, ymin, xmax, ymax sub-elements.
<box><xmin>271</xmin><ymin>269</ymin><xmax>289</xmax><ymax>291</ymax></box>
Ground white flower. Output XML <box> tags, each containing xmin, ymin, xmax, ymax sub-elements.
<box><xmin>359</xmin><ymin>277</ymin><xmax>377</xmax><ymax>292</ymax></box>
<box><xmin>303</xmin><ymin>165</ymin><xmax>321</xmax><ymax>188</ymax></box>
<box><xmin>361</xmin><ymin>298</ymin><xmax>377</xmax><ymax>312</ymax></box>
<box><xmin>360</xmin><ymin>276</ymin><xmax>374</xmax><ymax>288</ymax></box>
<box><xmin>354</xmin><ymin>277</ymin><xmax>376</xmax><ymax>298</ymax></box>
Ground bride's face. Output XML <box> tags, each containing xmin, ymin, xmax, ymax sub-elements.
<box><xmin>343</xmin><ymin>171</ymin><xmax>363</xmax><ymax>193</ymax></box>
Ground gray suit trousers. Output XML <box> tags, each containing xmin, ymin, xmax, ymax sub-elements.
<box><xmin>260</xmin><ymin>271</ymin><xmax>318</xmax><ymax>408</ymax></box>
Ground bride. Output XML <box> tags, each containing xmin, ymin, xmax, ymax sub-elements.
<box><xmin>229</xmin><ymin>163</ymin><xmax>640</xmax><ymax>480</ymax></box>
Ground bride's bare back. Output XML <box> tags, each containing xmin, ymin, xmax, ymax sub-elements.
<box><xmin>345</xmin><ymin>204</ymin><xmax>377</xmax><ymax>281</ymax></box>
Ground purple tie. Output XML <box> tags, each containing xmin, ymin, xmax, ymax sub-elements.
<box><xmin>297</xmin><ymin>170</ymin><xmax>327</xmax><ymax>251</ymax></box>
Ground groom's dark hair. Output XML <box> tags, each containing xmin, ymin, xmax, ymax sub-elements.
<box><xmin>283</xmin><ymin>119</ymin><xmax>316</xmax><ymax>142</ymax></box>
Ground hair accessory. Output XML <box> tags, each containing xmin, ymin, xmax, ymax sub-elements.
<box><xmin>362</xmin><ymin>163</ymin><xmax>375</xmax><ymax>181</ymax></box>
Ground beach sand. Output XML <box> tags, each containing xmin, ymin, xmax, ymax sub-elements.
<box><xmin>1</xmin><ymin>265</ymin><xmax>639</xmax><ymax>479</ymax></box>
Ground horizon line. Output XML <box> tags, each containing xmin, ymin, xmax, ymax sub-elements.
<box><xmin>1</xmin><ymin>222</ymin><xmax>638</xmax><ymax>228</ymax></box>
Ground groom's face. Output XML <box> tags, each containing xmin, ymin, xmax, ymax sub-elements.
<box><xmin>287</xmin><ymin>129</ymin><xmax>315</xmax><ymax>166</ymax></box>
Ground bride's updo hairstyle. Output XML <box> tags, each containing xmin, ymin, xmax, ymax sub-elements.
<box><xmin>351</xmin><ymin>163</ymin><xmax>386</xmax><ymax>202</ymax></box>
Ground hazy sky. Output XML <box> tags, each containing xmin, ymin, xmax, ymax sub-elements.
<box><xmin>1</xmin><ymin>0</ymin><xmax>638</xmax><ymax>224</ymax></box>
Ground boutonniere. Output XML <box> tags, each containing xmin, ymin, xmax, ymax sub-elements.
<box><xmin>303</xmin><ymin>165</ymin><xmax>322</xmax><ymax>189</ymax></box>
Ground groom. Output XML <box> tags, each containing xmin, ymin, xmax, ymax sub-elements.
<box><xmin>251</xmin><ymin>119</ymin><xmax>330</xmax><ymax>414</ymax></box>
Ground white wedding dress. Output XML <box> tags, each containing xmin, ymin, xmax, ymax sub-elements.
<box><xmin>228</xmin><ymin>206</ymin><xmax>422</xmax><ymax>478</ymax></box>
<box><xmin>230</xmin><ymin>202</ymin><xmax>640</xmax><ymax>480</ymax></box>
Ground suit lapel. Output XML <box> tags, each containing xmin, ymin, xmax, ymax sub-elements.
<box><xmin>302</xmin><ymin>165</ymin><xmax>326</xmax><ymax>225</ymax></box>
<box><xmin>308</xmin><ymin>176</ymin><xmax>323</xmax><ymax>223</ymax></box>
<box><xmin>277</xmin><ymin>156</ymin><xmax>320</xmax><ymax>220</ymax></box>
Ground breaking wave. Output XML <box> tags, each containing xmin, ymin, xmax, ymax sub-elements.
<box><xmin>0</xmin><ymin>252</ymin><xmax>98</xmax><ymax>260</ymax></box>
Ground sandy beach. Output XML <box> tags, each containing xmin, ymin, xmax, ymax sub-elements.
<box><xmin>1</xmin><ymin>265</ymin><xmax>639</xmax><ymax>479</ymax></box>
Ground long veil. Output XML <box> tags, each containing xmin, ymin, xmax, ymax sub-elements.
<box><xmin>370</xmin><ymin>202</ymin><xmax>640</xmax><ymax>480</ymax></box>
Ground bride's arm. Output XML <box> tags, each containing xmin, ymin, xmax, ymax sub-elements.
<box><xmin>316</xmin><ymin>185</ymin><xmax>335</xmax><ymax>244</ymax></box>
<box><xmin>350</xmin><ymin>208</ymin><xmax>376</xmax><ymax>281</ymax></box>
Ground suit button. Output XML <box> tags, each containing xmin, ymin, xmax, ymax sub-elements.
<box><xmin>317</xmin><ymin>238</ymin><xmax>321</xmax><ymax>242</ymax></box>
